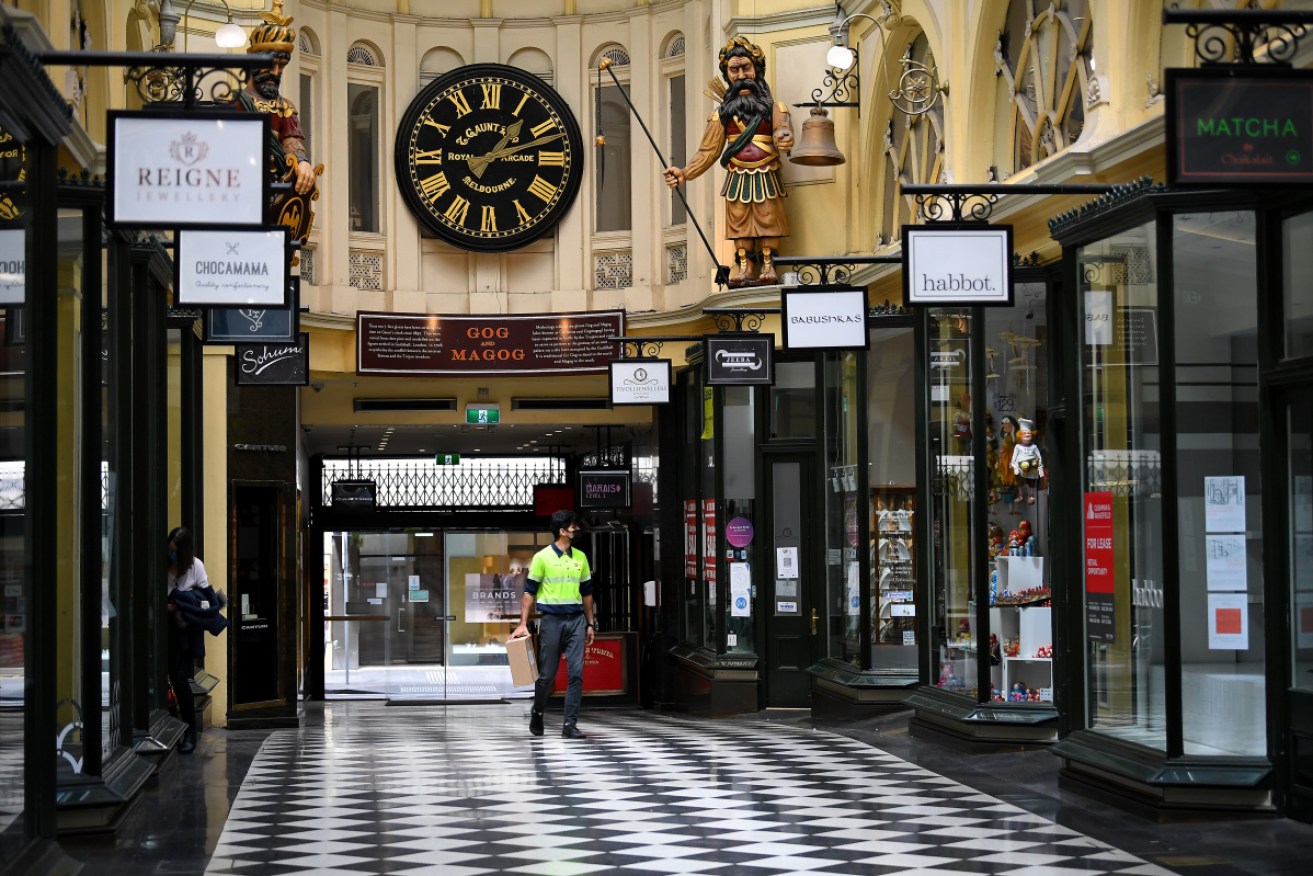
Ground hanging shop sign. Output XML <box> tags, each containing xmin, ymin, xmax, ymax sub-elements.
<box><xmin>903</xmin><ymin>224</ymin><xmax>1014</xmax><ymax>306</ymax></box>
<box><xmin>781</xmin><ymin>287</ymin><xmax>869</xmax><ymax>350</ymax></box>
<box><xmin>1084</xmin><ymin>491</ymin><xmax>1116</xmax><ymax>642</ymax></box>
<box><xmin>205</xmin><ymin>276</ymin><xmax>299</xmax><ymax>344</ymax></box>
<box><xmin>706</xmin><ymin>333</ymin><xmax>775</xmax><ymax>386</ymax></box>
<box><xmin>176</xmin><ymin>227</ymin><xmax>290</xmax><ymax>307</ymax></box>
<box><xmin>234</xmin><ymin>333</ymin><xmax>309</xmax><ymax>386</ymax></box>
<box><xmin>579</xmin><ymin>470</ymin><xmax>631</xmax><ymax>510</ymax></box>
<box><xmin>107</xmin><ymin>110</ymin><xmax>271</xmax><ymax>227</ymax></box>
<box><xmin>331</xmin><ymin>479</ymin><xmax>377</xmax><ymax>509</ymax></box>
<box><xmin>1166</xmin><ymin>67</ymin><xmax>1313</xmax><ymax>186</ymax></box>
<box><xmin>609</xmin><ymin>359</ymin><xmax>671</xmax><ymax>405</ymax></box>
<box><xmin>356</xmin><ymin>310</ymin><xmax>624</xmax><ymax>376</ymax></box>
<box><xmin>0</xmin><ymin>228</ymin><xmax>22</xmax><ymax>305</ymax></box>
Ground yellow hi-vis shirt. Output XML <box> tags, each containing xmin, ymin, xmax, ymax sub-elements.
<box><xmin>525</xmin><ymin>543</ymin><xmax>592</xmax><ymax>615</ymax></box>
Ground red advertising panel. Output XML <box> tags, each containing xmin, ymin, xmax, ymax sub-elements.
<box><xmin>356</xmin><ymin>310</ymin><xmax>623</xmax><ymax>376</ymax></box>
<box><xmin>1084</xmin><ymin>491</ymin><xmax>1116</xmax><ymax>641</ymax></box>
<box><xmin>553</xmin><ymin>635</ymin><xmax>626</xmax><ymax>695</ymax></box>
<box><xmin>703</xmin><ymin>498</ymin><xmax>717</xmax><ymax>584</ymax></box>
<box><xmin>685</xmin><ymin>500</ymin><xmax>698</xmax><ymax>578</ymax></box>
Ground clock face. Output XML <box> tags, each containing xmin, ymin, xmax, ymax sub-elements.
<box><xmin>395</xmin><ymin>64</ymin><xmax>584</xmax><ymax>252</ymax></box>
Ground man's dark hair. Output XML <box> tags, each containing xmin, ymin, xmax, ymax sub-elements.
<box><xmin>550</xmin><ymin>509</ymin><xmax>580</xmax><ymax>538</ymax></box>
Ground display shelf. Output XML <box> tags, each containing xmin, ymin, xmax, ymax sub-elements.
<box><xmin>871</xmin><ymin>487</ymin><xmax>917</xmax><ymax>647</ymax></box>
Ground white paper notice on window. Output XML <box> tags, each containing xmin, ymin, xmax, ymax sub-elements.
<box><xmin>1204</xmin><ymin>476</ymin><xmax>1246</xmax><ymax>533</ymax></box>
<box><xmin>730</xmin><ymin>563</ymin><xmax>752</xmax><ymax>618</ymax></box>
<box><xmin>375</xmin><ymin>582</ymin><xmax>388</xmax><ymax>598</ymax></box>
<box><xmin>1207</xmin><ymin>592</ymin><xmax>1248</xmax><ymax>650</ymax></box>
<box><xmin>776</xmin><ymin>546</ymin><xmax>799</xmax><ymax>579</ymax></box>
<box><xmin>1205</xmin><ymin>535</ymin><xmax>1247</xmax><ymax>592</ymax></box>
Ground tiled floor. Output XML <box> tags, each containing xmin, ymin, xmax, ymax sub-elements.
<box><xmin>62</xmin><ymin>703</ymin><xmax>1313</xmax><ymax>875</ymax></box>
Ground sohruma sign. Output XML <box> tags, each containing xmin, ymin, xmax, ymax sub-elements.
<box><xmin>204</xmin><ymin>276</ymin><xmax>300</xmax><ymax>344</ymax></box>
<box><xmin>177</xmin><ymin>227</ymin><xmax>291</xmax><ymax>307</ymax></box>
<box><xmin>0</xmin><ymin>228</ymin><xmax>22</xmax><ymax>305</ymax></box>
<box><xmin>706</xmin><ymin>334</ymin><xmax>775</xmax><ymax>386</ymax></box>
<box><xmin>579</xmin><ymin>470</ymin><xmax>631</xmax><ymax>510</ymax></box>
<box><xmin>1166</xmin><ymin>67</ymin><xmax>1313</xmax><ymax>186</ymax></box>
<box><xmin>781</xmin><ymin>287</ymin><xmax>869</xmax><ymax>350</ymax></box>
<box><xmin>903</xmin><ymin>224</ymin><xmax>1014</xmax><ymax>306</ymax></box>
<box><xmin>357</xmin><ymin>310</ymin><xmax>624</xmax><ymax>376</ymax></box>
<box><xmin>609</xmin><ymin>359</ymin><xmax>671</xmax><ymax>405</ymax></box>
<box><xmin>234</xmin><ymin>333</ymin><xmax>309</xmax><ymax>386</ymax></box>
<box><xmin>107</xmin><ymin>110</ymin><xmax>271</xmax><ymax>228</ymax></box>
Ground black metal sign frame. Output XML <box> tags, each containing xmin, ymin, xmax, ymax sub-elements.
<box><xmin>578</xmin><ymin>470</ymin><xmax>632</xmax><ymax>510</ymax></box>
<box><xmin>234</xmin><ymin>332</ymin><xmax>309</xmax><ymax>386</ymax></box>
<box><xmin>204</xmin><ymin>275</ymin><xmax>300</xmax><ymax>344</ymax></box>
<box><xmin>706</xmin><ymin>333</ymin><xmax>775</xmax><ymax>386</ymax></box>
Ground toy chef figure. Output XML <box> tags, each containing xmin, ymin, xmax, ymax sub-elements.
<box><xmin>1010</xmin><ymin>417</ymin><xmax>1045</xmax><ymax>505</ymax></box>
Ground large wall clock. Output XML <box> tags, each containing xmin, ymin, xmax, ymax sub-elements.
<box><xmin>395</xmin><ymin>64</ymin><xmax>584</xmax><ymax>252</ymax></box>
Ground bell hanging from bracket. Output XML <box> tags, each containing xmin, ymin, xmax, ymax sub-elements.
<box><xmin>789</xmin><ymin>106</ymin><xmax>845</xmax><ymax>166</ymax></box>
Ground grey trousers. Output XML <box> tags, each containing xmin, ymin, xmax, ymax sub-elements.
<box><xmin>533</xmin><ymin>613</ymin><xmax>585</xmax><ymax>726</ymax></box>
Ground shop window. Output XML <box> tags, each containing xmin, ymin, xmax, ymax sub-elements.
<box><xmin>1078</xmin><ymin>220</ymin><xmax>1166</xmax><ymax>750</ymax></box>
<box><xmin>824</xmin><ymin>352</ymin><xmax>862</xmax><ymax>666</ymax></box>
<box><xmin>770</xmin><ymin>361</ymin><xmax>816</xmax><ymax>439</ymax></box>
<box><xmin>1282</xmin><ymin>209</ymin><xmax>1313</xmax><ymax>359</ymax></box>
<box><xmin>1291</xmin><ymin>401</ymin><xmax>1313</xmax><ymax>697</ymax></box>
<box><xmin>348</xmin><ymin>83</ymin><xmax>379</xmax><ymax>233</ymax></box>
<box><xmin>868</xmin><ymin>326</ymin><xmax>918</xmax><ymax>671</ymax></box>
<box><xmin>723</xmin><ymin>387</ymin><xmax>755</xmax><ymax>656</ymax></box>
<box><xmin>1172</xmin><ymin>212</ymin><xmax>1265</xmax><ymax>757</ymax></box>
<box><xmin>994</xmin><ymin>0</ymin><xmax>1092</xmax><ymax>177</ymax></box>
<box><xmin>928</xmin><ymin>310</ymin><xmax>981</xmax><ymax>697</ymax></box>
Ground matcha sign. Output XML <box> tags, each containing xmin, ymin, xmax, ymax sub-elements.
<box><xmin>1167</xmin><ymin>68</ymin><xmax>1313</xmax><ymax>185</ymax></box>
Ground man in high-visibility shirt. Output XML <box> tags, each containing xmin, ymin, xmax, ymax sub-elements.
<box><xmin>511</xmin><ymin>509</ymin><xmax>595</xmax><ymax>739</ymax></box>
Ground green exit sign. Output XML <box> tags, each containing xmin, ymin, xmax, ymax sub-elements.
<box><xmin>435</xmin><ymin>453</ymin><xmax>461</xmax><ymax>465</ymax></box>
<box><xmin>466</xmin><ymin>407</ymin><xmax>500</xmax><ymax>425</ymax></box>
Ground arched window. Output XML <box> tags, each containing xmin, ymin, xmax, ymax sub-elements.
<box><xmin>347</xmin><ymin>42</ymin><xmax>381</xmax><ymax>67</ymax></box>
<box><xmin>661</xmin><ymin>32</ymin><xmax>687</xmax><ymax>229</ymax></box>
<box><xmin>994</xmin><ymin>0</ymin><xmax>1092</xmax><ymax>176</ymax></box>
<box><xmin>420</xmin><ymin>47</ymin><xmax>464</xmax><ymax>87</ymax></box>
<box><xmin>507</xmin><ymin>47</ymin><xmax>553</xmax><ymax>85</ymax></box>
<box><xmin>299</xmin><ymin>28</ymin><xmax>321</xmax><ymax>175</ymax></box>
<box><xmin>879</xmin><ymin>33</ymin><xmax>945</xmax><ymax>245</ymax></box>
<box><xmin>594</xmin><ymin>44</ymin><xmax>632</xmax><ymax>234</ymax></box>
<box><xmin>348</xmin><ymin>42</ymin><xmax>384</xmax><ymax>235</ymax></box>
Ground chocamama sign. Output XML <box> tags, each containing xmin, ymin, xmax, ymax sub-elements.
<box><xmin>108</xmin><ymin>111</ymin><xmax>270</xmax><ymax>228</ymax></box>
<box><xmin>177</xmin><ymin>227</ymin><xmax>290</xmax><ymax>307</ymax></box>
<box><xmin>903</xmin><ymin>224</ymin><xmax>1014</xmax><ymax>306</ymax></box>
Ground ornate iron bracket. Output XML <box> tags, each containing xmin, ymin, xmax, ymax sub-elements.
<box><xmin>903</xmin><ymin>183</ymin><xmax>1115</xmax><ymax>224</ymax></box>
<box><xmin>36</xmin><ymin>49</ymin><xmax>273</xmax><ymax>109</ymax></box>
<box><xmin>611</xmin><ymin>335</ymin><xmax>700</xmax><ymax>359</ymax></box>
<box><xmin>1163</xmin><ymin>8</ymin><xmax>1313</xmax><ymax>67</ymax></box>
<box><xmin>702</xmin><ymin>307</ymin><xmax>777</xmax><ymax>333</ymax></box>
<box><xmin>807</xmin><ymin>3</ymin><xmax>947</xmax><ymax>116</ymax></box>
<box><xmin>773</xmin><ymin>255</ymin><xmax>900</xmax><ymax>287</ymax></box>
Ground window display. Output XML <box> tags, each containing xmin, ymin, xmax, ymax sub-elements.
<box><xmin>872</xmin><ymin>488</ymin><xmax>915</xmax><ymax>650</ymax></box>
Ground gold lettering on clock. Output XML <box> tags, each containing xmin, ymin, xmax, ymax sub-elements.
<box><xmin>481</xmin><ymin>204</ymin><xmax>498</xmax><ymax>232</ymax></box>
<box><xmin>447</xmin><ymin>90</ymin><xmax>473</xmax><ymax>118</ymax></box>
<box><xmin>513</xmin><ymin>200</ymin><xmax>533</xmax><ymax>225</ymax></box>
<box><xmin>530</xmin><ymin>119</ymin><xmax>557</xmax><ymax>138</ymax></box>
<box><xmin>538</xmin><ymin>151</ymin><xmax>565</xmax><ymax>167</ymax></box>
<box><xmin>420</xmin><ymin>171</ymin><xmax>451</xmax><ymax>199</ymax></box>
<box><xmin>422</xmin><ymin>118</ymin><xmax>451</xmax><ymax>137</ymax></box>
<box><xmin>526</xmin><ymin>175</ymin><xmax>558</xmax><ymax>203</ymax></box>
<box><xmin>444</xmin><ymin>195</ymin><xmax>471</xmax><ymax>225</ymax></box>
<box><xmin>480</xmin><ymin>83</ymin><xmax>501</xmax><ymax>110</ymax></box>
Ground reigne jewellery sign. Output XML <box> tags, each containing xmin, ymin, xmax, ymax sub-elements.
<box><xmin>107</xmin><ymin>110</ymin><xmax>271</xmax><ymax>228</ymax></box>
<box><xmin>176</xmin><ymin>227</ymin><xmax>291</xmax><ymax>307</ymax></box>
<box><xmin>903</xmin><ymin>224</ymin><xmax>1014</xmax><ymax>306</ymax></box>
<box><xmin>357</xmin><ymin>310</ymin><xmax>623</xmax><ymax>376</ymax></box>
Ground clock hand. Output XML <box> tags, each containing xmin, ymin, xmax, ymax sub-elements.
<box><xmin>469</xmin><ymin>119</ymin><xmax>524</xmax><ymax>180</ymax></box>
<box><xmin>472</xmin><ymin>131</ymin><xmax>566</xmax><ymax>171</ymax></box>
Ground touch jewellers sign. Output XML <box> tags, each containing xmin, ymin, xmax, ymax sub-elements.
<box><xmin>176</xmin><ymin>227</ymin><xmax>290</xmax><ymax>307</ymax></box>
<box><xmin>781</xmin><ymin>287</ymin><xmax>869</xmax><ymax>350</ymax></box>
<box><xmin>107</xmin><ymin>110</ymin><xmax>271</xmax><ymax>227</ymax></box>
<box><xmin>706</xmin><ymin>333</ymin><xmax>775</xmax><ymax>385</ymax></box>
<box><xmin>357</xmin><ymin>310</ymin><xmax>624</xmax><ymax>376</ymax></box>
<box><xmin>610</xmin><ymin>359</ymin><xmax>671</xmax><ymax>405</ymax></box>
<box><xmin>1166</xmin><ymin>67</ymin><xmax>1313</xmax><ymax>185</ymax></box>
<box><xmin>903</xmin><ymin>224</ymin><xmax>1013</xmax><ymax>306</ymax></box>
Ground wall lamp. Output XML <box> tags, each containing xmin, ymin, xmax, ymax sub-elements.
<box><xmin>158</xmin><ymin>0</ymin><xmax>247</xmax><ymax>52</ymax></box>
<box><xmin>811</xmin><ymin>1</ymin><xmax>948</xmax><ymax>117</ymax></box>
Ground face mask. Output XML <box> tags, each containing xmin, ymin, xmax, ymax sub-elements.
<box><xmin>168</xmin><ymin>549</ymin><xmax>177</xmax><ymax>562</ymax></box>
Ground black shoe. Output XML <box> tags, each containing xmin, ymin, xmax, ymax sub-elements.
<box><xmin>529</xmin><ymin>711</ymin><xmax>544</xmax><ymax>737</ymax></box>
<box><xmin>179</xmin><ymin>731</ymin><xmax>196</xmax><ymax>754</ymax></box>
<box><xmin>561</xmin><ymin>724</ymin><xmax>585</xmax><ymax>739</ymax></box>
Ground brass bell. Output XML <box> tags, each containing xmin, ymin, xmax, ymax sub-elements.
<box><xmin>789</xmin><ymin>106</ymin><xmax>845</xmax><ymax>167</ymax></box>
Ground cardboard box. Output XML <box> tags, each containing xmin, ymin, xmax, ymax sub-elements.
<box><xmin>506</xmin><ymin>634</ymin><xmax>539</xmax><ymax>687</ymax></box>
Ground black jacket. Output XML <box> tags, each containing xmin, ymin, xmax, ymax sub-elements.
<box><xmin>169</xmin><ymin>586</ymin><xmax>229</xmax><ymax>659</ymax></box>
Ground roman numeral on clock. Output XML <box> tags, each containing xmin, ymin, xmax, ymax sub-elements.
<box><xmin>480</xmin><ymin>83</ymin><xmax>501</xmax><ymax>110</ymax></box>
<box><xmin>447</xmin><ymin>90</ymin><xmax>473</xmax><ymax>117</ymax></box>
<box><xmin>420</xmin><ymin>171</ymin><xmax>450</xmax><ymax>199</ymax></box>
<box><xmin>443</xmin><ymin>195</ymin><xmax>471</xmax><ymax>226</ymax></box>
<box><xmin>422</xmin><ymin>118</ymin><xmax>451</xmax><ymax>136</ymax></box>
<box><xmin>415</xmin><ymin>148</ymin><xmax>443</xmax><ymax>165</ymax></box>
<box><xmin>480</xmin><ymin>205</ymin><xmax>498</xmax><ymax>232</ymax></box>
<box><xmin>538</xmin><ymin>151</ymin><xmax>565</xmax><ymax>167</ymax></box>
<box><xmin>526</xmin><ymin>175</ymin><xmax>558</xmax><ymax>203</ymax></box>
<box><xmin>513</xmin><ymin>200</ymin><xmax>533</xmax><ymax>225</ymax></box>
<box><xmin>530</xmin><ymin>119</ymin><xmax>557</xmax><ymax>138</ymax></box>
<box><xmin>513</xmin><ymin>92</ymin><xmax>530</xmax><ymax>116</ymax></box>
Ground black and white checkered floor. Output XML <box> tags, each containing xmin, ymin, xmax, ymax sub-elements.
<box><xmin>205</xmin><ymin>704</ymin><xmax>1176</xmax><ymax>875</ymax></box>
